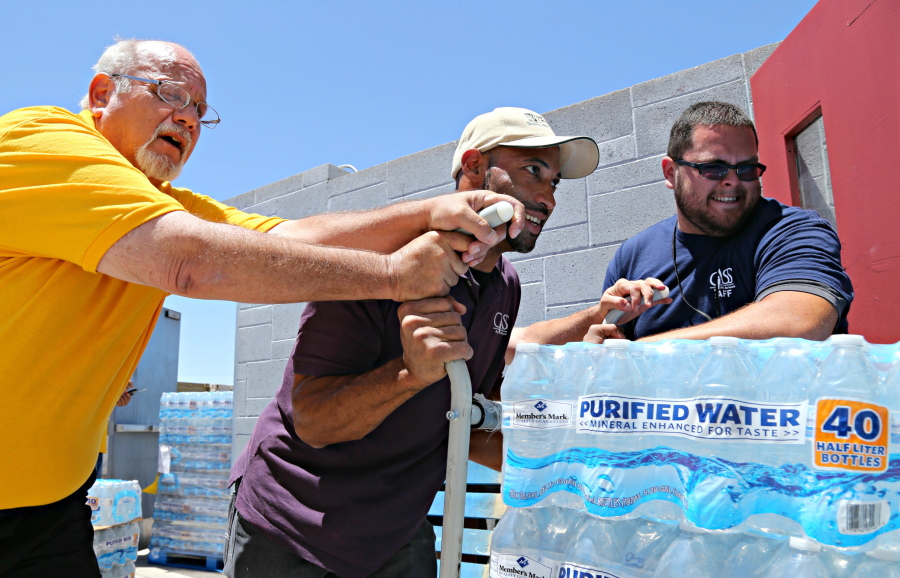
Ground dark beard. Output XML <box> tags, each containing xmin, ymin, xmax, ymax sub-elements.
<box><xmin>673</xmin><ymin>179</ymin><xmax>755</xmax><ymax>237</ymax></box>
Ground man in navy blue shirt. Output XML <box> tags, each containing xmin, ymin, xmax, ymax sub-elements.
<box><xmin>601</xmin><ymin>101</ymin><xmax>852</xmax><ymax>341</ymax></box>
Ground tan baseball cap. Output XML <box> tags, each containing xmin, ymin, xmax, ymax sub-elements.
<box><xmin>451</xmin><ymin>107</ymin><xmax>599</xmax><ymax>180</ymax></box>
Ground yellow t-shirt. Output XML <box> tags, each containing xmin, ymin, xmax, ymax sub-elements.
<box><xmin>0</xmin><ymin>107</ymin><xmax>284</xmax><ymax>508</ymax></box>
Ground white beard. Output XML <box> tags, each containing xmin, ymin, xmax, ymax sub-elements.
<box><xmin>135</xmin><ymin>146</ymin><xmax>183</xmax><ymax>182</ymax></box>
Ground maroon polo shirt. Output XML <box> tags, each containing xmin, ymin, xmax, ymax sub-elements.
<box><xmin>230</xmin><ymin>257</ymin><xmax>520</xmax><ymax>577</ymax></box>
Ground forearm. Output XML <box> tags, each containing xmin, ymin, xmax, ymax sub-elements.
<box><xmin>269</xmin><ymin>199</ymin><xmax>430</xmax><ymax>253</ymax></box>
<box><xmin>469</xmin><ymin>430</ymin><xmax>504</xmax><ymax>471</ymax></box>
<box><xmin>506</xmin><ymin>304</ymin><xmax>604</xmax><ymax>364</ymax></box>
<box><xmin>291</xmin><ymin>358</ymin><xmax>429</xmax><ymax>448</ymax></box>
<box><xmin>638</xmin><ymin>292</ymin><xmax>838</xmax><ymax>342</ymax></box>
<box><xmin>98</xmin><ymin>211</ymin><xmax>399</xmax><ymax>303</ymax></box>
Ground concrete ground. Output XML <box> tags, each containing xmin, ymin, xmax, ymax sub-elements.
<box><xmin>135</xmin><ymin>549</ymin><xmax>222</xmax><ymax>577</ymax></box>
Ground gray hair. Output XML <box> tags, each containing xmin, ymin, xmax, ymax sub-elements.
<box><xmin>667</xmin><ymin>101</ymin><xmax>758</xmax><ymax>160</ymax></box>
<box><xmin>78</xmin><ymin>39</ymin><xmax>181</xmax><ymax>110</ymax></box>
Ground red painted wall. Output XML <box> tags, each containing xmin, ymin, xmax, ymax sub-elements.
<box><xmin>751</xmin><ymin>0</ymin><xmax>899</xmax><ymax>343</ymax></box>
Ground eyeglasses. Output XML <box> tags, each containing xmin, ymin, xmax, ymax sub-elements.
<box><xmin>674</xmin><ymin>159</ymin><xmax>766</xmax><ymax>181</ymax></box>
<box><xmin>110</xmin><ymin>73</ymin><xmax>220</xmax><ymax>128</ymax></box>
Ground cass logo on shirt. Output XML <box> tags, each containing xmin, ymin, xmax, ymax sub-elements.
<box><xmin>709</xmin><ymin>268</ymin><xmax>735</xmax><ymax>297</ymax></box>
<box><xmin>493</xmin><ymin>312</ymin><xmax>509</xmax><ymax>336</ymax></box>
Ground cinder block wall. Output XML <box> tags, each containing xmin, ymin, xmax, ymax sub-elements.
<box><xmin>226</xmin><ymin>44</ymin><xmax>779</xmax><ymax>458</ymax></box>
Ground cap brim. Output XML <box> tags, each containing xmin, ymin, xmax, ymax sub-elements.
<box><xmin>500</xmin><ymin>135</ymin><xmax>600</xmax><ymax>179</ymax></box>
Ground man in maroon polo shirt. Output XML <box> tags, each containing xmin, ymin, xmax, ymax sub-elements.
<box><xmin>226</xmin><ymin>108</ymin><xmax>604</xmax><ymax>577</ymax></box>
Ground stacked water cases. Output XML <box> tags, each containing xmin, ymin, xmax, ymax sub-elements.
<box><xmin>492</xmin><ymin>337</ymin><xmax>900</xmax><ymax>578</ymax></box>
<box><xmin>86</xmin><ymin>479</ymin><xmax>142</xmax><ymax>578</ymax></box>
<box><xmin>149</xmin><ymin>391</ymin><xmax>233</xmax><ymax>569</ymax></box>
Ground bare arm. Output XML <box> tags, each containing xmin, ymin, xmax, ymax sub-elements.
<box><xmin>97</xmin><ymin>211</ymin><xmax>472</xmax><ymax>303</ymax></box>
<box><xmin>505</xmin><ymin>278</ymin><xmax>671</xmax><ymax>363</ymax></box>
<box><xmin>637</xmin><ymin>291</ymin><xmax>839</xmax><ymax>342</ymax></box>
<box><xmin>291</xmin><ymin>297</ymin><xmax>472</xmax><ymax>448</ymax></box>
<box><xmin>269</xmin><ymin>192</ymin><xmax>526</xmax><ymax>265</ymax></box>
<box><xmin>469</xmin><ymin>431</ymin><xmax>504</xmax><ymax>471</ymax></box>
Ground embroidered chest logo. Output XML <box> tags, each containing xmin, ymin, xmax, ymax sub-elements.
<box><xmin>493</xmin><ymin>312</ymin><xmax>509</xmax><ymax>336</ymax></box>
<box><xmin>709</xmin><ymin>268</ymin><xmax>736</xmax><ymax>297</ymax></box>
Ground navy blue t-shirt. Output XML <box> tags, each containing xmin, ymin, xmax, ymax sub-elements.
<box><xmin>230</xmin><ymin>257</ymin><xmax>520</xmax><ymax>578</ymax></box>
<box><xmin>603</xmin><ymin>198</ymin><xmax>853</xmax><ymax>339</ymax></box>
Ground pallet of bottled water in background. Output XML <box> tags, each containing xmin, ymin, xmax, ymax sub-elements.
<box><xmin>149</xmin><ymin>391</ymin><xmax>232</xmax><ymax>570</ymax></box>
<box><xmin>493</xmin><ymin>336</ymin><xmax>900</xmax><ymax>577</ymax></box>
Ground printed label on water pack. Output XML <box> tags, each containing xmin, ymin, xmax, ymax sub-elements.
<box><xmin>558</xmin><ymin>563</ymin><xmax>622</xmax><ymax>578</ymax></box>
<box><xmin>837</xmin><ymin>500</ymin><xmax>890</xmax><ymax>535</ymax></box>
<box><xmin>575</xmin><ymin>393</ymin><xmax>807</xmax><ymax>443</ymax></box>
<box><xmin>511</xmin><ymin>399</ymin><xmax>573</xmax><ymax>429</ymax></box>
<box><xmin>813</xmin><ymin>397</ymin><xmax>889</xmax><ymax>472</ymax></box>
<box><xmin>490</xmin><ymin>554</ymin><xmax>553</xmax><ymax>578</ymax></box>
<box><xmin>891</xmin><ymin>410</ymin><xmax>900</xmax><ymax>445</ymax></box>
<box><xmin>87</xmin><ymin>496</ymin><xmax>100</xmax><ymax>511</ymax></box>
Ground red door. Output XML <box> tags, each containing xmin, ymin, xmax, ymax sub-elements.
<box><xmin>751</xmin><ymin>0</ymin><xmax>899</xmax><ymax>343</ymax></box>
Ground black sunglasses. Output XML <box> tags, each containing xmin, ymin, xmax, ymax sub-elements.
<box><xmin>674</xmin><ymin>159</ymin><xmax>766</xmax><ymax>182</ymax></box>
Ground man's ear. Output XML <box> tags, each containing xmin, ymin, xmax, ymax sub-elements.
<box><xmin>458</xmin><ymin>149</ymin><xmax>487</xmax><ymax>189</ymax></box>
<box><xmin>662</xmin><ymin>156</ymin><xmax>677</xmax><ymax>191</ymax></box>
<box><xmin>88</xmin><ymin>74</ymin><xmax>114</xmax><ymax>118</ymax></box>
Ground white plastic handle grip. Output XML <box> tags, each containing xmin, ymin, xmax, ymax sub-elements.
<box><xmin>453</xmin><ymin>201</ymin><xmax>515</xmax><ymax>235</ymax></box>
<box><xmin>603</xmin><ymin>286</ymin><xmax>670</xmax><ymax>325</ymax></box>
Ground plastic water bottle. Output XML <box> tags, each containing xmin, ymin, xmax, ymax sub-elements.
<box><xmin>651</xmin><ymin>523</ymin><xmax>716</xmax><ymax>578</ymax></box>
<box><xmin>559</xmin><ymin>512</ymin><xmax>623</xmax><ymax>577</ymax></box>
<box><xmin>809</xmin><ymin>335</ymin><xmax>889</xmax><ymax>475</ymax></box>
<box><xmin>849</xmin><ymin>548</ymin><xmax>900</xmax><ymax>577</ymax></box>
<box><xmin>502</xmin><ymin>343</ymin><xmax>556</xmax><ymax>460</ymax></box>
<box><xmin>722</xmin><ymin>528</ymin><xmax>789</xmax><ymax>577</ymax></box>
<box><xmin>550</xmin><ymin>343</ymin><xmax>596</xmax><ymax>509</ymax></box>
<box><xmin>643</xmin><ymin>341</ymin><xmax>698</xmax><ymax>454</ymax></box>
<box><xmin>619</xmin><ymin>514</ymin><xmax>680</xmax><ymax>576</ymax></box>
<box><xmin>753</xmin><ymin>338</ymin><xmax>816</xmax><ymax>467</ymax></box>
<box><xmin>737</xmin><ymin>340</ymin><xmax>761</xmax><ymax>380</ymax></box>
<box><xmin>534</xmin><ymin>506</ymin><xmax>584</xmax><ymax>574</ymax></box>
<box><xmin>688</xmin><ymin>336</ymin><xmax>754</xmax><ymax>462</ymax></box>
<box><xmin>768</xmin><ymin>536</ymin><xmax>830</xmax><ymax>577</ymax></box>
<box><xmin>583</xmin><ymin>339</ymin><xmax>645</xmax><ymax>453</ymax></box>
<box><xmin>490</xmin><ymin>507</ymin><xmax>554</xmax><ymax>578</ymax></box>
<box><xmin>882</xmin><ymin>359</ymin><xmax>900</xmax><ymax>448</ymax></box>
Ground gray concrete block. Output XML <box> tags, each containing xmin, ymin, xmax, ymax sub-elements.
<box><xmin>232</xmin><ymin>380</ymin><xmax>246</xmax><ymax>417</ymax></box>
<box><xmin>544</xmin><ymin>246</ymin><xmax>619</xmax><ymax>306</ymax></box>
<box><xmin>273</xmin><ymin>338</ymin><xmax>296</xmax><ymax>360</ymax></box>
<box><xmin>386</xmin><ymin>142</ymin><xmax>456</xmax><ymax>199</ymax></box>
<box><xmin>546</xmin><ymin>178</ymin><xmax>587</xmax><ymax>230</ymax></box>
<box><xmin>516</xmin><ymin>283</ymin><xmax>546</xmax><ymax>328</ymax></box>
<box><xmin>743</xmin><ymin>42</ymin><xmax>780</xmax><ymax>78</ymax></box>
<box><xmin>275</xmin><ymin>182</ymin><xmax>328</xmax><ymax>220</ymax></box>
<box><xmin>232</xmin><ymin>435</ymin><xmax>251</xmax><ymax>463</ymax></box>
<box><xmin>251</xmin><ymin>199</ymin><xmax>278</xmax><ymax>218</ymax></box>
<box><xmin>246</xmin><ymin>397</ymin><xmax>274</xmax><ymax>418</ymax></box>
<box><xmin>794</xmin><ymin>118</ymin><xmax>825</xmax><ymax>178</ymax></box>
<box><xmin>546</xmin><ymin>301</ymin><xmax>598</xmax><ymax>321</ymax></box>
<box><xmin>272</xmin><ymin>302</ymin><xmax>307</xmax><ymax>341</ymax></box>
<box><xmin>303</xmin><ymin>164</ymin><xmax>349</xmax><ymax>188</ymax></box>
<box><xmin>588</xmin><ymin>155</ymin><xmax>665</xmax><ymax>195</ymax></box>
<box><xmin>234</xmin><ymin>416</ymin><xmax>259</xmax><ymax>436</ymax></box>
<box><xmin>326</xmin><ymin>164</ymin><xmax>387</xmax><ymax>197</ymax></box>
<box><xmin>389</xmin><ymin>182</ymin><xmax>455</xmax><ymax>203</ymax></box>
<box><xmin>632</xmin><ymin>55</ymin><xmax>744</xmax><ymax>107</ymax></box>
<box><xmin>254</xmin><ymin>173</ymin><xmax>305</xmax><ymax>203</ymax></box>
<box><xmin>597</xmin><ymin>135</ymin><xmax>637</xmax><ymax>168</ymax></box>
<box><xmin>247</xmin><ymin>358</ymin><xmax>288</xmax><ymax>399</ymax></box>
<box><xmin>511</xmin><ymin>258</ymin><xmax>543</xmax><ymax>284</ymax></box>
<box><xmin>328</xmin><ymin>183</ymin><xmax>388</xmax><ymax>212</ymax></box>
<box><xmin>634</xmin><ymin>80</ymin><xmax>750</xmax><ymax>157</ymax></box>
<box><xmin>237</xmin><ymin>305</ymin><xmax>272</xmax><ymax>328</ymax></box>
<box><xmin>235</xmin><ymin>362</ymin><xmax>247</xmax><ymax>382</ymax></box>
<box><xmin>238</xmin><ymin>303</ymin><xmax>266</xmax><ymax>311</ymax></box>
<box><xmin>227</xmin><ymin>190</ymin><xmax>255</xmax><ymax>210</ymax></box>
<box><xmin>589</xmin><ymin>182</ymin><xmax>675</xmax><ymax>246</ymax></box>
<box><xmin>236</xmin><ymin>325</ymin><xmax>272</xmax><ymax>363</ymax></box>
<box><xmin>542</xmin><ymin>89</ymin><xmax>633</xmax><ymax>143</ymax></box>
<box><xmin>508</xmin><ymin>223</ymin><xmax>590</xmax><ymax>262</ymax></box>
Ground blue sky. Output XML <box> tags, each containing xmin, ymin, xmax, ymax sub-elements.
<box><xmin>4</xmin><ymin>0</ymin><xmax>817</xmax><ymax>384</ymax></box>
